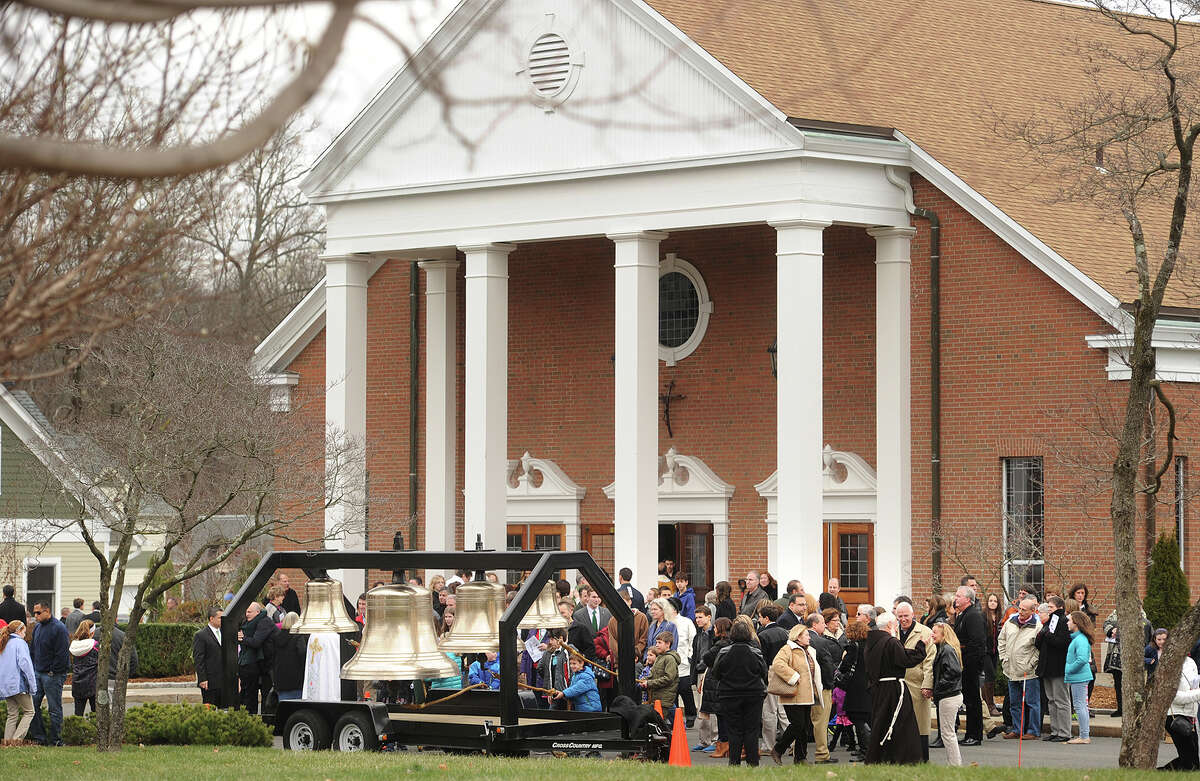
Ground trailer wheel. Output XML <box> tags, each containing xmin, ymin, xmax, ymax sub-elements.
<box><xmin>283</xmin><ymin>709</ymin><xmax>331</xmax><ymax>751</ymax></box>
<box><xmin>333</xmin><ymin>711</ymin><xmax>379</xmax><ymax>752</ymax></box>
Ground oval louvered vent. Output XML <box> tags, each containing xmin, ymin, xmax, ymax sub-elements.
<box><xmin>527</xmin><ymin>33</ymin><xmax>571</xmax><ymax>96</ymax></box>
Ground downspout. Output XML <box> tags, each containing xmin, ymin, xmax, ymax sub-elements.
<box><xmin>886</xmin><ymin>166</ymin><xmax>943</xmax><ymax>593</ymax></box>
<box><xmin>409</xmin><ymin>262</ymin><xmax>420</xmax><ymax>554</ymax></box>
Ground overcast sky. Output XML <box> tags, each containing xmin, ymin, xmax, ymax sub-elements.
<box><xmin>291</xmin><ymin>0</ymin><xmax>458</xmax><ymax>163</ymax></box>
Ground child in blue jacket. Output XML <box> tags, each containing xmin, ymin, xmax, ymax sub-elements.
<box><xmin>554</xmin><ymin>656</ymin><xmax>601</xmax><ymax>712</ymax></box>
<box><xmin>468</xmin><ymin>651</ymin><xmax>501</xmax><ymax>690</ymax></box>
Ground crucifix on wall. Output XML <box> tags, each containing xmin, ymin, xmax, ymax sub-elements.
<box><xmin>659</xmin><ymin>379</ymin><xmax>686</xmax><ymax>438</ymax></box>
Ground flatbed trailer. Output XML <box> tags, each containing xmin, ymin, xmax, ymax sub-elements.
<box><xmin>225</xmin><ymin>548</ymin><xmax>663</xmax><ymax>758</ymax></box>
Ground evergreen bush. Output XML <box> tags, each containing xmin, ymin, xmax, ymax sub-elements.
<box><xmin>66</xmin><ymin>704</ymin><xmax>270</xmax><ymax>747</ymax></box>
<box><xmin>128</xmin><ymin>623</ymin><xmax>202</xmax><ymax>677</ymax></box>
<box><xmin>1145</xmin><ymin>533</ymin><xmax>1190</xmax><ymax>630</ymax></box>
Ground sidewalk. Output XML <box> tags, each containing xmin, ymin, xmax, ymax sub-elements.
<box><xmin>64</xmin><ymin>681</ymin><xmax>200</xmax><ymax>706</ymax></box>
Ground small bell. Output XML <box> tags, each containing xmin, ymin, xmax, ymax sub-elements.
<box><xmin>438</xmin><ymin>579</ymin><xmax>508</xmax><ymax>653</ymax></box>
<box><xmin>290</xmin><ymin>578</ymin><xmax>359</xmax><ymax>634</ymax></box>
<box><xmin>517</xmin><ymin>580</ymin><xmax>571</xmax><ymax>630</ymax></box>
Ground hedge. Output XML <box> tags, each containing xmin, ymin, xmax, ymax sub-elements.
<box><xmin>127</xmin><ymin>623</ymin><xmax>202</xmax><ymax>678</ymax></box>
<box><xmin>61</xmin><ymin>704</ymin><xmax>271</xmax><ymax>747</ymax></box>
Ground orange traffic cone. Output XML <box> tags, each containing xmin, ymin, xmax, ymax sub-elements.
<box><xmin>653</xmin><ymin>699</ymin><xmax>663</xmax><ymax>718</ymax></box>
<box><xmin>668</xmin><ymin>707</ymin><xmax>691</xmax><ymax>767</ymax></box>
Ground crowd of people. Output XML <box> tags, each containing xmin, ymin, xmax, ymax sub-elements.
<box><xmin>0</xmin><ymin>585</ymin><xmax>136</xmax><ymax>746</ymax></box>
<box><xmin>15</xmin><ymin>563</ymin><xmax>1191</xmax><ymax>765</ymax></box>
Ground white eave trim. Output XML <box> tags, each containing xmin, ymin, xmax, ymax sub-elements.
<box><xmin>1086</xmin><ymin>323</ymin><xmax>1200</xmax><ymax>382</ymax></box>
<box><xmin>252</xmin><ymin>258</ymin><xmax>388</xmax><ymax>375</ymax></box>
<box><xmin>893</xmin><ymin>130</ymin><xmax>1127</xmax><ymax>330</ymax></box>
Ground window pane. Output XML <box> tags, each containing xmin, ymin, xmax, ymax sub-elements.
<box><xmin>533</xmin><ymin>534</ymin><xmax>561</xmax><ymax>551</ymax></box>
<box><xmin>682</xmin><ymin>532</ymin><xmax>710</xmax><ymax>593</ymax></box>
<box><xmin>587</xmin><ymin>530</ymin><xmax>615</xmax><ymax>583</ymax></box>
<box><xmin>1004</xmin><ymin>457</ymin><xmax>1044</xmax><ymax>560</ymax></box>
<box><xmin>1006</xmin><ymin>563</ymin><xmax>1044</xmax><ymax>601</ymax></box>
<box><xmin>839</xmin><ymin>533</ymin><xmax>869</xmax><ymax>590</ymax></box>
<box><xmin>27</xmin><ymin>565</ymin><xmax>54</xmax><ymax>591</ymax></box>
<box><xmin>659</xmin><ymin>271</ymin><xmax>699</xmax><ymax>348</ymax></box>
<box><xmin>506</xmin><ymin>534</ymin><xmax>523</xmax><ymax>552</ymax></box>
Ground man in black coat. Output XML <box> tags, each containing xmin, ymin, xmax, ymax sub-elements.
<box><xmin>1035</xmin><ymin>595</ymin><xmax>1072</xmax><ymax>741</ymax></box>
<box><xmin>193</xmin><ymin>608</ymin><xmax>225</xmax><ymax>706</ymax></box>
<box><xmin>778</xmin><ymin>593</ymin><xmax>805</xmax><ymax>631</ymax></box>
<box><xmin>0</xmin><ymin>585</ymin><xmax>25</xmax><ymax>625</ymax></box>
<box><xmin>805</xmin><ymin>611</ymin><xmax>841</xmax><ymax>764</ymax></box>
<box><xmin>237</xmin><ymin>602</ymin><xmax>275</xmax><ymax>713</ymax></box>
<box><xmin>756</xmin><ymin>603</ymin><xmax>790</xmax><ymax>753</ymax></box>
<box><xmin>952</xmin><ymin>585</ymin><xmax>987</xmax><ymax>745</ymax></box>
<box><xmin>278</xmin><ymin>573</ymin><xmax>302</xmax><ymax>616</ymax></box>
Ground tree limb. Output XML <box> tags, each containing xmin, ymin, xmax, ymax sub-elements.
<box><xmin>0</xmin><ymin>0</ymin><xmax>356</xmax><ymax>177</ymax></box>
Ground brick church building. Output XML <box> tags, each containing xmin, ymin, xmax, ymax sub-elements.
<box><xmin>257</xmin><ymin>0</ymin><xmax>1200</xmax><ymax>611</ymax></box>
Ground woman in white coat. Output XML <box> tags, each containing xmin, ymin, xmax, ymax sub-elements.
<box><xmin>1161</xmin><ymin>654</ymin><xmax>1200</xmax><ymax>770</ymax></box>
<box><xmin>668</xmin><ymin>596</ymin><xmax>698</xmax><ymax>726</ymax></box>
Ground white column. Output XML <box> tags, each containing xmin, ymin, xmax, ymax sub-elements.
<box><xmin>419</xmin><ymin>258</ymin><xmax>459</xmax><ymax>553</ymax></box>
<box><xmin>610</xmin><ymin>231</ymin><xmax>666</xmax><ymax>591</ymax></box>
<box><xmin>325</xmin><ymin>254</ymin><xmax>371</xmax><ymax>599</ymax></box>
<box><xmin>461</xmin><ymin>243</ymin><xmax>514</xmax><ymax>551</ymax></box>
<box><xmin>869</xmin><ymin>226</ymin><xmax>916</xmax><ymax>603</ymax></box>
<box><xmin>771</xmin><ymin>220</ymin><xmax>829</xmax><ymax>590</ymax></box>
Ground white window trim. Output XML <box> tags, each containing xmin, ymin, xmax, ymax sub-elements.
<box><xmin>1001</xmin><ymin>457</ymin><xmax>1045</xmax><ymax>597</ymax></box>
<box><xmin>1177</xmin><ymin>456</ymin><xmax>1187</xmax><ymax>570</ymax></box>
<box><xmin>603</xmin><ymin>447</ymin><xmax>733</xmax><ymax>584</ymax></box>
<box><xmin>659</xmin><ymin>254</ymin><xmax>713</xmax><ymax>366</ymax></box>
<box><xmin>23</xmin><ymin>555</ymin><xmax>61</xmax><ymax>616</ymax></box>
<box><xmin>506</xmin><ymin>452</ymin><xmax>585</xmax><ymax>582</ymax></box>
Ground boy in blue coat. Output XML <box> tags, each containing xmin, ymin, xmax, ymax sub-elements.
<box><xmin>554</xmin><ymin>655</ymin><xmax>601</xmax><ymax>712</ymax></box>
<box><xmin>468</xmin><ymin>651</ymin><xmax>501</xmax><ymax>690</ymax></box>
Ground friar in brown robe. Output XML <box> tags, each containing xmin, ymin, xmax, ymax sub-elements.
<box><xmin>863</xmin><ymin>622</ymin><xmax>928</xmax><ymax>765</ymax></box>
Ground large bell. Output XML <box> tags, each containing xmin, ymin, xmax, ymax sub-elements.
<box><xmin>438</xmin><ymin>579</ymin><xmax>508</xmax><ymax>653</ymax></box>
<box><xmin>342</xmin><ymin>584</ymin><xmax>458</xmax><ymax>679</ymax></box>
<box><xmin>517</xmin><ymin>580</ymin><xmax>571</xmax><ymax>630</ymax></box>
<box><xmin>290</xmin><ymin>578</ymin><xmax>359</xmax><ymax>634</ymax></box>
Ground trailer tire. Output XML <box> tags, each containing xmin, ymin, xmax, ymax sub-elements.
<box><xmin>333</xmin><ymin>711</ymin><xmax>379</xmax><ymax>752</ymax></box>
<box><xmin>283</xmin><ymin>709</ymin><xmax>331</xmax><ymax>751</ymax></box>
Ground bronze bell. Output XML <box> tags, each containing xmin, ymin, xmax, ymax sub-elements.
<box><xmin>342</xmin><ymin>584</ymin><xmax>458</xmax><ymax>680</ymax></box>
<box><xmin>290</xmin><ymin>578</ymin><xmax>359</xmax><ymax>634</ymax></box>
<box><xmin>517</xmin><ymin>580</ymin><xmax>571</xmax><ymax>630</ymax></box>
<box><xmin>438</xmin><ymin>579</ymin><xmax>508</xmax><ymax>653</ymax></box>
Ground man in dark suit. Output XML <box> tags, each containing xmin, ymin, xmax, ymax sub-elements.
<box><xmin>573</xmin><ymin>588</ymin><xmax>612</xmax><ymax>635</ymax></box>
<box><xmin>0</xmin><ymin>585</ymin><xmax>25</xmax><ymax>625</ymax></box>
<box><xmin>616</xmin><ymin>568</ymin><xmax>645</xmax><ymax>612</ymax></box>
<box><xmin>559</xmin><ymin>599</ymin><xmax>596</xmax><ymax>662</ymax></box>
<box><xmin>778</xmin><ymin>593</ymin><xmax>806</xmax><ymax>631</ymax></box>
<box><xmin>193</xmin><ymin>607</ymin><xmax>224</xmax><ymax>706</ymax></box>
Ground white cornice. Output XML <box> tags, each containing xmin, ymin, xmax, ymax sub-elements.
<box><xmin>1086</xmin><ymin>323</ymin><xmax>1200</xmax><ymax>382</ymax></box>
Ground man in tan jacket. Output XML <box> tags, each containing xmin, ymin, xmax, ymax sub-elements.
<box><xmin>896</xmin><ymin>600</ymin><xmax>936</xmax><ymax>761</ymax></box>
<box><xmin>997</xmin><ymin>596</ymin><xmax>1041</xmax><ymax>739</ymax></box>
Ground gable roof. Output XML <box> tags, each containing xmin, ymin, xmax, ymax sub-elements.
<box><xmin>645</xmin><ymin>0</ymin><xmax>1199</xmax><ymax>308</ymax></box>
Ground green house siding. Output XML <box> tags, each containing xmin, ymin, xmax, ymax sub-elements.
<box><xmin>0</xmin><ymin>421</ymin><xmax>81</xmax><ymax>520</ymax></box>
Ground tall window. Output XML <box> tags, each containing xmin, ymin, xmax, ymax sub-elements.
<box><xmin>1003</xmin><ymin>457</ymin><xmax>1044</xmax><ymax>599</ymax></box>
<box><xmin>25</xmin><ymin>564</ymin><xmax>56</xmax><ymax>615</ymax></box>
<box><xmin>1176</xmin><ymin>456</ymin><xmax>1188</xmax><ymax>570</ymax></box>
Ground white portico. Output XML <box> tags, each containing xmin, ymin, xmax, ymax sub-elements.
<box><xmin>292</xmin><ymin>0</ymin><xmax>918</xmax><ymax>597</ymax></box>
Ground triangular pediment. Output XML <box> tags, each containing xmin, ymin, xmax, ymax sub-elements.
<box><xmin>304</xmin><ymin>0</ymin><xmax>800</xmax><ymax>199</ymax></box>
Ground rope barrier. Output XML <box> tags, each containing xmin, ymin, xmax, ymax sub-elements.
<box><xmin>393</xmin><ymin>682</ymin><xmax>488</xmax><ymax>710</ymax></box>
<box><xmin>565</xmin><ymin>644</ymin><xmax>619</xmax><ymax>679</ymax></box>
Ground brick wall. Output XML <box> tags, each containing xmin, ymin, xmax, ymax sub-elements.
<box><xmin>277</xmin><ymin>174</ymin><xmax>1200</xmax><ymax>615</ymax></box>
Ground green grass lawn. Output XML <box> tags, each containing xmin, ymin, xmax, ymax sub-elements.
<box><xmin>0</xmin><ymin>746</ymin><xmax>1172</xmax><ymax>780</ymax></box>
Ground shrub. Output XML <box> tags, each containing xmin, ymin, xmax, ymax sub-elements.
<box><xmin>62</xmin><ymin>714</ymin><xmax>97</xmax><ymax>745</ymax></box>
<box><xmin>1145</xmin><ymin>533</ymin><xmax>1190</xmax><ymax>631</ymax></box>
<box><xmin>84</xmin><ymin>703</ymin><xmax>270</xmax><ymax>747</ymax></box>
<box><xmin>129</xmin><ymin>623</ymin><xmax>202</xmax><ymax>677</ymax></box>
